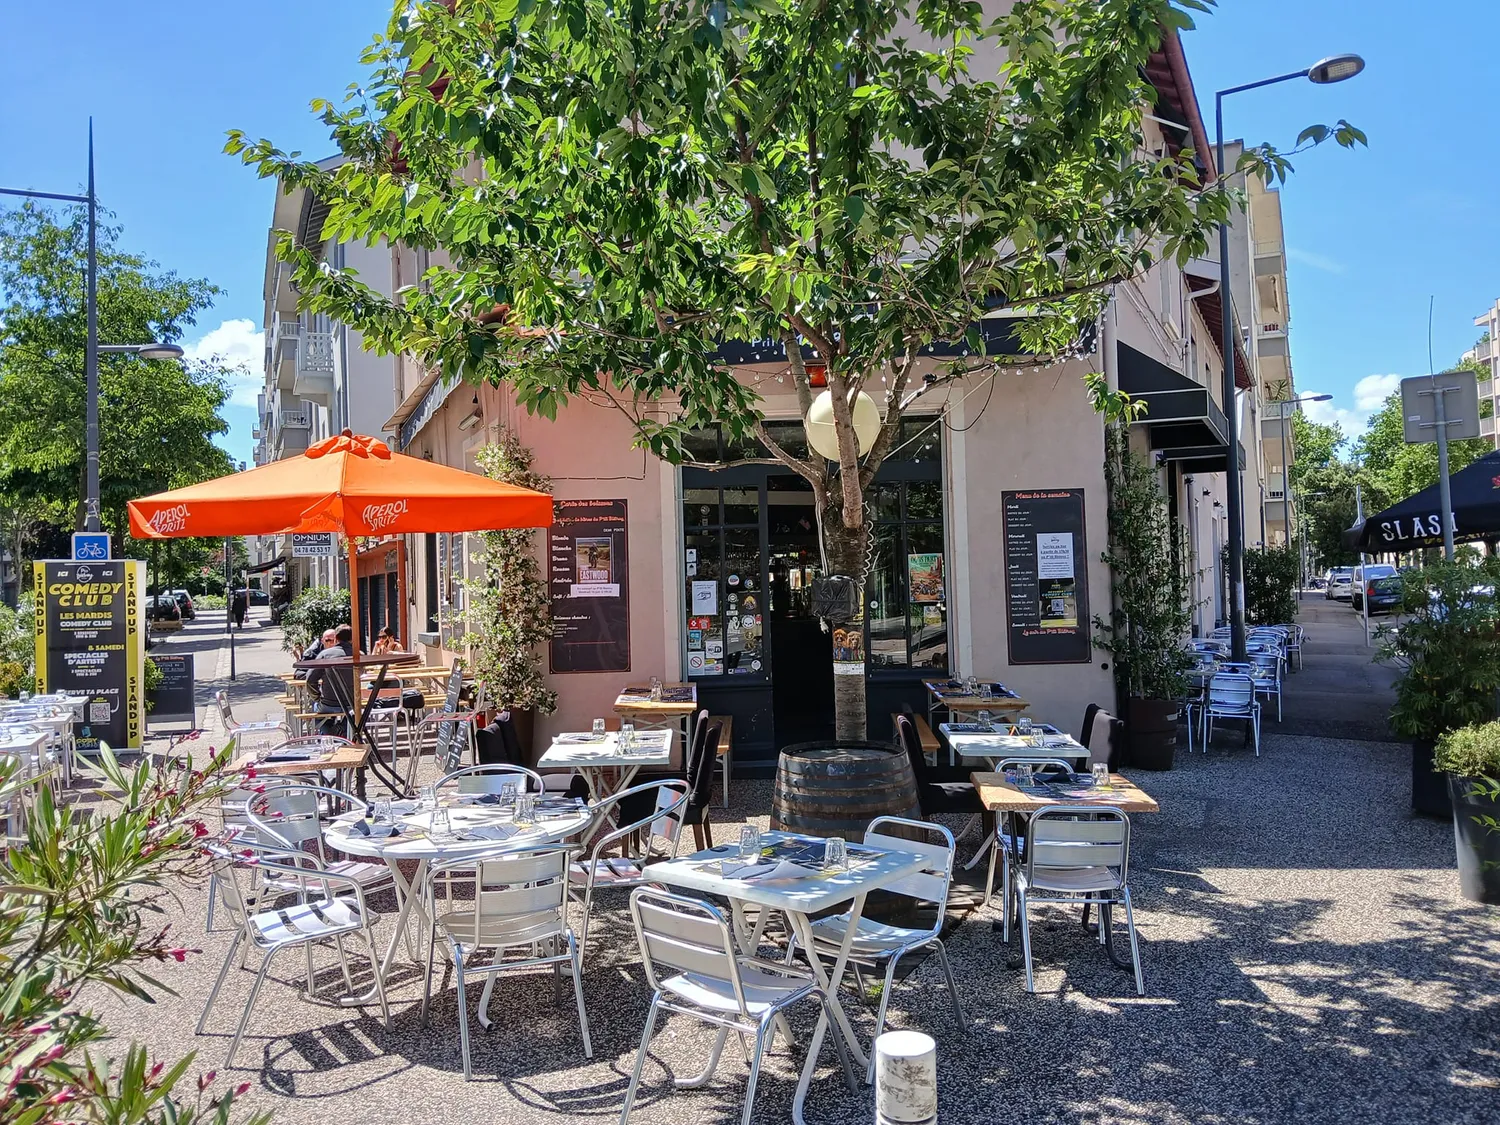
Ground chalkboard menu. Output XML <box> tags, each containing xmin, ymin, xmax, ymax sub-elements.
<box><xmin>1002</xmin><ymin>490</ymin><xmax>1092</xmax><ymax>664</ymax></box>
<box><xmin>549</xmin><ymin>499</ymin><xmax>631</xmax><ymax>673</ymax></box>
<box><xmin>33</xmin><ymin>560</ymin><xmax>147</xmax><ymax>750</ymax></box>
<box><xmin>146</xmin><ymin>653</ymin><xmax>195</xmax><ymax>727</ymax></box>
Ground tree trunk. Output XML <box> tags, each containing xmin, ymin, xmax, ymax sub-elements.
<box><xmin>823</xmin><ymin>514</ymin><xmax>868</xmax><ymax>741</ymax></box>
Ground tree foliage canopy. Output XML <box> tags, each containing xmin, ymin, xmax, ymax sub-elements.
<box><xmin>0</xmin><ymin>203</ymin><xmax>236</xmax><ymax>544</ymax></box>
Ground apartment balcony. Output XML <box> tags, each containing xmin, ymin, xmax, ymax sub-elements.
<box><xmin>293</xmin><ymin>329</ymin><xmax>336</xmax><ymax>402</ymax></box>
<box><xmin>1257</xmin><ymin>322</ymin><xmax>1289</xmax><ymax>358</ymax></box>
<box><xmin>1253</xmin><ymin>238</ymin><xmax>1285</xmax><ymax>278</ymax></box>
<box><xmin>272</xmin><ymin>318</ymin><xmax>299</xmax><ymax>391</ymax></box>
<box><xmin>1480</xmin><ymin>378</ymin><xmax>1493</xmax><ymax>401</ymax></box>
<box><xmin>1482</xmin><ymin>415</ymin><xmax>1495</xmax><ymax>438</ymax></box>
<box><xmin>1477</xmin><ymin>338</ymin><xmax>1493</xmax><ymax>361</ymax></box>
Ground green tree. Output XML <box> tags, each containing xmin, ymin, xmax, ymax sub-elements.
<box><xmin>230</xmin><ymin>0</ymin><xmax>1360</xmax><ymax>737</ymax></box>
<box><xmin>0</xmin><ymin>203</ymin><xmax>236</xmax><ymax>551</ymax></box>
<box><xmin>1300</xmin><ymin>459</ymin><xmax>1390</xmax><ymax>568</ymax></box>
<box><xmin>1289</xmin><ymin>410</ymin><xmax>1343</xmax><ymax>489</ymax></box>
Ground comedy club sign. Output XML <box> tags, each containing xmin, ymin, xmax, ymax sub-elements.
<box><xmin>33</xmin><ymin>560</ymin><xmax>147</xmax><ymax>751</ymax></box>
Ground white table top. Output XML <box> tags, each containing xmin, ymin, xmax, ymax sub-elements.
<box><xmin>0</xmin><ymin>730</ymin><xmax>49</xmax><ymax>752</ymax></box>
<box><xmin>325</xmin><ymin>798</ymin><xmax>592</xmax><ymax>862</ymax></box>
<box><xmin>647</xmin><ymin>831</ymin><xmax>931</xmax><ymax>915</ymax></box>
<box><xmin>538</xmin><ymin>729</ymin><xmax>674</xmax><ymax>769</ymax></box>
<box><xmin>26</xmin><ymin>695</ymin><xmax>87</xmax><ymax>719</ymax></box>
<box><xmin>940</xmin><ymin>724</ymin><xmax>1088</xmax><ymax>761</ymax></box>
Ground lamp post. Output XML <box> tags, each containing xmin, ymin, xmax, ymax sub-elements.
<box><xmin>1216</xmin><ymin>53</ymin><xmax>1364</xmax><ymax>661</ymax></box>
<box><xmin>1</xmin><ymin>123</ymin><xmax>184</xmax><ymax>534</ymax></box>
<box><xmin>1277</xmin><ymin>393</ymin><xmax>1332</xmax><ymax>594</ymax></box>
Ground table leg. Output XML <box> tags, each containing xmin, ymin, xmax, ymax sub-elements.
<box><xmin>789</xmin><ymin>898</ymin><xmax>868</xmax><ymax>1125</ymax></box>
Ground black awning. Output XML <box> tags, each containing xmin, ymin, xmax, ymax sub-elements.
<box><xmin>245</xmin><ymin>554</ymin><xmax>287</xmax><ymax>574</ymax></box>
<box><xmin>1118</xmin><ymin>342</ymin><xmax>1239</xmax><ymax>469</ymax></box>
<box><xmin>1343</xmin><ymin>450</ymin><xmax>1500</xmax><ymax>552</ymax></box>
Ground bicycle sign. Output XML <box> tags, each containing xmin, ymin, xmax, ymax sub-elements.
<box><xmin>71</xmin><ymin>533</ymin><xmax>110</xmax><ymax>561</ymax></box>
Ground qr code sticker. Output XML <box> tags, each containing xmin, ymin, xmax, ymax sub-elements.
<box><xmin>89</xmin><ymin>702</ymin><xmax>111</xmax><ymax>723</ymax></box>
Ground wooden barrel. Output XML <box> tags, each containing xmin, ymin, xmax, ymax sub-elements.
<box><xmin>771</xmin><ymin>741</ymin><xmax>922</xmax><ymax>838</ymax></box>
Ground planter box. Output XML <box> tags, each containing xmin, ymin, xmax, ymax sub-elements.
<box><xmin>1412</xmin><ymin>739</ymin><xmax>1452</xmax><ymax>819</ymax></box>
<box><xmin>1448</xmin><ymin>774</ymin><xmax>1500</xmax><ymax>905</ymax></box>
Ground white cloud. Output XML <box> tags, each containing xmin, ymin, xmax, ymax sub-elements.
<box><xmin>183</xmin><ymin>317</ymin><xmax>262</xmax><ymax>406</ymax></box>
<box><xmin>1299</xmin><ymin>374</ymin><xmax>1404</xmax><ymax>437</ymax></box>
<box><xmin>1286</xmin><ymin>247</ymin><xmax>1346</xmax><ymax>275</ymax></box>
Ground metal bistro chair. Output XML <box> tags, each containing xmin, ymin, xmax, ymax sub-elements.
<box><xmin>1202</xmin><ymin>672</ymin><xmax>1261</xmax><ymax>755</ymax></box>
<box><xmin>434</xmin><ymin>762</ymin><xmax>545</xmax><ymax>800</ymax></box>
<box><xmin>406</xmin><ymin>663</ymin><xmax>485</xmax><ymax>790</ymax></box>
<box><xmin>570</xmin><ymin>778</ymin><xmax>691</xmax><ymax>955</ymax></box>
<box><xmin>420</xmin><ymin>845</ymin><xmax>592</xmax><ymax>1079</ymax></box>
<box><xmin>1015</xmin><ymin>805</ymin><xmax>1144</xmax><ymax>995</ymax></box>
<box><xmin>2</xmin><ymin>705</ymin><xmax>76</xmax><ymax>788</ymax></box>
<box><xmin>215</xmin><ymin>690</ymin><xmax>291</xmax><ymax>757</ymax></box>
<box><xmin>245</xmin><ymin>783</ymin><xmax>395</xmax><ymax>897</ymax></box>
<box><xmin>197</xmin><ymin>839</ymin><xmax>390</xmax><ymax>1067</ymax></box>
<box><xmin>1281</xmin><ymin>623</ymin><xmax>1304</xmax><ymax>671</ymax></box>
<box><xmin>787</xmin><ymin>817</ymin><xmax>966</xmax><ymax>1077</ymax></box>
<box><xmin>621</xmin><ymin>887</ymin><xmax>848</xmax><ymax>1125</ymax></box>
<box><xmin>1250</xmin><ymin>650</ymin><xmax>1283</xmax><ymax>722</ymax></box>
<box><xmin>982</xmin><ymin>758</ymin><xmax>1079</xmax><ymax>939</ymax></box>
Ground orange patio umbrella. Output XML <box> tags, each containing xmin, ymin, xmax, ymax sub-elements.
<box><xmin>128</xmin><ymin>430</ymin><xmax>553</xmax><ymax>655</ymax></box>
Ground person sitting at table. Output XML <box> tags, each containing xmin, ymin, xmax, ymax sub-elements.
<box><xmin>293</xmin><ymin>628</ymin><xmax>338</xmax><ymax>678</ymax></box>
<box><xmin>305</xmin><ymin>625</ymin><xmax>354</xmax><ymax>736</ymax></box>
<box><xmin>372</xmin><ymin>626</ymin><xmax>401</xmax><ymax>655</ymax></box>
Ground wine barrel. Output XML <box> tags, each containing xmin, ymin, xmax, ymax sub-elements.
<box><xmin>771</xmin><ymin>741</ymin><xmax>922</xmax><ymax>838</ymax></box>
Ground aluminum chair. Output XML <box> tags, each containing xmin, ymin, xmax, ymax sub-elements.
<box><xmin>622</xmin><ymin>887</ymin><xmax>848</xmax><ymax>1125</ymax></box>
<box><xmin>365</xmin><ymin>677</ymin><xmax>417</xmax><ymax>770</ymax></box>
<box><xmin>420</xmin><ymin>845</ymin><xmax>591</xmax><ymax>1078</ymax></box>
<box><xmin>570</xmin><ymin>778</ymin><xmax>690</xmax><ymax>954</ymax></box>
<box><xmin>434</xmin><ymin>762</ymin><xmax>545</xmax><ymax>799</ymax></box>
<box><xmin>245</xmin><ymin>783</ymin><xmax>394</xmax><ymax>895</ymax></box>
<box><xmin>215</xmin><ymin>689</ymin><xmax>291</xmax><ymax>755</ymax></box>
<box><xmin>1015</xmin><ymin>805</ymin><xmax>1144</xmax><ymax>995</ymax></box>
<box><xmin>204</xmin><ymin>776</ymin><xmax>298</xmax><ymax>933</ymax></box>
<box><xmin>787</xmin><ymin>817</ymin><xmax>965</xmax><ymax>1076</ymax></box>
<box><xmin>981</xmin><ymin>759</ymin><xmax>1079</xmax><ymax>939</ymax></box>
<box><xmin>1250</xmin><ymin>651</ymin><xmax>1283</xmax><ymax>722</ymax></box>
<box><xmin>197</xmin><ymin>839</ymin><xmax>390</xmax><ymax>1066</ymax></box>
<box><xmin>1203</xmin><ymin>672</ymin><xmax>1261</xmax><ymax>755</ymax></box>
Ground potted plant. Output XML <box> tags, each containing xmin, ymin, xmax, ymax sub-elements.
<box><xmin>1242</xmin><ymin>545</ymin><xmax>1300</xmax><ymax>626</ymax></box>
<box><xmin>1095</xmin><ymin>426</ymin><xmax>1194</xmax><ymax>769</ymax></box>
<box><xmin>1433</xmin><ymin>721</ymin><xmax>1500</xmax><ymax>904</ymax></box>
<box><xmin>461</xmin><ymin>427</ymin><xmax>557</xmax><ymax>756</ymax></box>
<box><xmin>1379</xmin><ymin>554</ymin><xmax>1500</xmax><ymax>818</ymax></box>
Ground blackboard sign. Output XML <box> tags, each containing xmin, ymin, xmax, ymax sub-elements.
<box><xmin>33</xmin><ymin>560</ymin><xmax>147</xmax><ymax>750</ymax></box>
<box><xmin>147</xmin><ymin>653</ymin><xmax>196</xmax><ymax>727</ymax></box>
<box><xmin>549</xmin><ymin>499</ymin><xmax>631</xmax><ymax>673</ymax></box>
<box><xmin>1002</xmin><ymin>490</ymin><xmax>1092</xmax><ymax>664</ymax></box>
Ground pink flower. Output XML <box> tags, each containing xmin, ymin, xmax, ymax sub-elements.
<box><xmin>32</xmin><ymin>1045</ymin><xmax>67</xmax><ymax>1067</ymax></box>
<box><xmin>147</xmin><ymin>1061</ymin><xmax>164</xmax><ymax>1081</ymax></box>
<box><xmin>167</xmin><ymin>948</ymin><xmax>191</xmax><ymax>963</ymax></box>
<box><xmin>234</xmin><ymin>1082</ymin><xmax>251</xmax><ymax>1097</ymax></box>
<box><xmin>190</xmin><ymin>821</ymin><xmax>209</xmax><ymax>838</ymax></box>
<box><xmin>198</xmin><ymin>1071</ymin><xmax>216</xmax><ymax>1091</ymax></box>
<box><xmin>25</xmin><ymin>1023</ymin><xmax>51</xmax><ymax>1035</ymax></box>
<box><xmin>47</xmin><ymin>1089</ymin><xmax>77</xmax><ymax>1105</ymax></box>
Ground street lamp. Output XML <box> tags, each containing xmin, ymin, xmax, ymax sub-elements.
<box><xmin>1</xmin><ymin>122</ymin><xmax>184</xmax><ymax>533</ymax></box>
<box><xmin>1216</xmin><ymin>54</ymin><xmax>1364</xmax><ymax>661</ymax></box>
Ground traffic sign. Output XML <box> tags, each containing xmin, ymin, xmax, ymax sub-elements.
<box><xmin>71</xmin><ymin>532</ymin><xmax>110</xmax><ymax>561</ymax></box>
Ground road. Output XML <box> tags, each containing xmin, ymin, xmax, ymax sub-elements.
<box><xmin>142</xmin><ymin>605</ymin><xmax>291</xmax><ymax>742</ymax></box>
<box><xmin>1278</xmin><ymin>589</ymin><xmax>1401</xmax><ymax>742</ymax></box>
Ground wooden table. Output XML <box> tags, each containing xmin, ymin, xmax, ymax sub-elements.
<box><xmin>231</xmin><ymin>742</ymin><xmax>370</xmax><ymax>779</ymax></box>
<box><xmin>293</xmin><ymin>651</ymin><xmax>420</xmax><ymax>796</ymax></box>
<box><xmin>923</xmin><ymin>679</ymin><xmax>1030</xmax><ymax>727</ymax></box>
<box><xmin>971</xmin><ymin>771</ymin><xmax>1159</xmax><ymax>814</ymax></box>
<box><xmin>614</xmin><ymin>683</ymin><xmax>698</xmax><ymax>752</ymax></box>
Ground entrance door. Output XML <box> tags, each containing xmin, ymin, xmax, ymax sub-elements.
<box><xmin>767</xmin><ymin>478</ymin><xmax>835</xmax><ymax>746</ymax></box>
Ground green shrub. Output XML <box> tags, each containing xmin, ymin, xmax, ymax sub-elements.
<box><xmin>1435</xmin><ymin>720</ymin><xmax>1500</xmax><ymax>778</ymax></box>
<box><xmin>195</xmin><ymin>593</ymin><xmax>227</xmax><ymax>610</ymax></box>
<box><xmin>0</xmin><ymin>593</ymin><xmax>34</xmax><ymax>671</ymax></box>
<box><xmin>1241</xmin><ymin>545</ymin><xmax>1300</xmax><ymax>625</ymax></box>
<box><xmin>280</xmin><ymin>585</ymin><xmax>351</xmax><ymax>652</ymax></box>
<box><xmin>144</xmin><ymin>655</ymin><xmax>163</xmax><ymax>712</ymax></box>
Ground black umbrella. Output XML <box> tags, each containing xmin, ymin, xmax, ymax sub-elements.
<box><xmin>1343</xmin><ymin>450</ymin><xmax>1500</xmax><ymax>552</ymax></box>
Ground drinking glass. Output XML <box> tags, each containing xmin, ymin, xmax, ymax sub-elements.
<box><xmin>620</xmin><ymin>721</ymin><xmax>636</xmax><ymax>751</ymax></box>
<box><xmin>649</xmin><ymin>676</ymin><xmax>664</xmax><ymax>702</ymax></box>
<box><xmin>738</xmin><ymin>824</ymin><xmax>762</xmax><ymax>862</ymax></box>
<box><xmin>422</xmin><ymin>785</ymin><xmax>437</xmax><ymax>811</ymax></box>
<box><xmin>373</xmin><ymin>798</ymin><xmax>392</xmax><ymax>825</ymax></box>
<box><xmin>1092</xmin><ymin>763</ymin><xmax>1111</xmax><ymax>789</ymax></box>
<box><xmin>965</xmin><ymin>675</ymin><xmax>978</xmax><ymax>695</ymax></box>
<box><xmin>429</xmin><ymin>805</ymin><xmax>452</xmax><ymax>840</ymax></box>
<box><xmin>592</xmin><ymin>717</ymin><xmax>607</xmax><ymax>738</ymax></box>
<box><xmin>515</xmin><ymin>794</ymin><xmax>536</xmax><ymax>826</ymax></box>
<box><xmin>976</xmin><ymin>709</ymin><xmax>993</xmax><ymax>727</ymax></box>
<box><xmin>823</xmin><ymin>836</ymin><xmax>848</xmax><ymax>872</ymax></box>
<box><xmin>978</xmin><ymin>682</ymin><xmax>993</xmax><ymax>700</ymax></box>
<box><xmin>1016</xmin><ymin>716</ymin><xmax>1033</xmax><ymax>737</ymax></box>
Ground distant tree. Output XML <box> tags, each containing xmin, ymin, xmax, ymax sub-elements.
<box><xmin>1289</xmin><ymin>411</ymin><xmax>1343</xmax><ymax>489</ymax></box>
<box><xmin>0</xmin><ymin>203</ymin><xmax>235</xmax><ymax>557</ymax></box>
<box><xmin>1300</xmin><ymin>460</ymin><xmax>1391</xmax><ymax>568</ymax></box>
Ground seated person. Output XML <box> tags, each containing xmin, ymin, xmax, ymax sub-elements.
<box><xmin>305</xmin><ymin>625</ymin><xmax>354</xmax><ymax>736</ymax></box>
<box><xmin>372</xmin><ymin>626</ymin><xmax>401</xmax><ymax>655</ymax></box>
<box><xmin>294</xmin><ymin>628</ymin><xmax>338</xmax><ymax>679</ymax></box>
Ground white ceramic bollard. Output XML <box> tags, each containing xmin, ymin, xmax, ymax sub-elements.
<box><xmin>874</xmin><ymin>1030</ymin><xmax>937</xmax><ymax>1125</ymax></box>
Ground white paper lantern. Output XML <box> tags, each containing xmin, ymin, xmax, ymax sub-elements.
<box><xmin>805</xmin><ymin>389</ymin><xmax>882</xmax><ymax>460</ymax></box>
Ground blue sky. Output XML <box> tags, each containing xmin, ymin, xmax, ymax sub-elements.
<box><xmin>4</xmin><ymin>1</ymin><xmax>1497</xmax><ymax>464</ymax></box>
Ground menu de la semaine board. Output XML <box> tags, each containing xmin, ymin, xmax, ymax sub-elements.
<box><xmin>33</xmin><ymin>560</ymin><xmax>147</xmax><ymax>751</ymax></box>
<box><xmin>1001</xmin><ymin>489</ymin><xmax>1092</xmax><ymax>664</ymax></box>
<box><xmin>548</xmin><ymin>499</ymin><xmax>631</xmax><ymax>673</ymax></box>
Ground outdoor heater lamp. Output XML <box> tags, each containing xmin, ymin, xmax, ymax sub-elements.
<box><xmin>1214</xmin><ymin>51</ymin><xmax>1364</xmax><ymax>661</ymax></box>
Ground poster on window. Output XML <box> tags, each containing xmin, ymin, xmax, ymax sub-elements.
<box><xmin>907</xmin><ymin>553</ymin><xmax>944</xmax><ymax>604</ymax></box>
<box><xmin>549</xmin><ymin>499</ymin><xmax>631</xmax><ymax>673</ymax></box>
<box><xmin>1002</xmin><ymin>490</ymin><xmax>1091</xmax><ymax>664</ymax></box>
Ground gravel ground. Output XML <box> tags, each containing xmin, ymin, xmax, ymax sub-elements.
<box><xmin>79</xmin><ymin>727</ymin><xmax>1499</xmax><ymax>1125</ymax></box>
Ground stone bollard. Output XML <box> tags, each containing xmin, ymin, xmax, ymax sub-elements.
<box><xmin>874</xmin><ymin>1030</ymin><xmax>937</xmax><ymax>1125</ymax></box>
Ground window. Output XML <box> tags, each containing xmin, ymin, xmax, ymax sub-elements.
<box><xmin>683</xmin><ymin>487</ymin><xmax>766</xmax><ymax>680</ymax></box>
<box><xmin>423</xmin><ymin>533</ymin><xmax>439</xmax><ymax>633</ymax></box>
<box><xmin>867</xmin><ymin>479</ymin><xmax>947</xmax><ymax>671</ymax></box>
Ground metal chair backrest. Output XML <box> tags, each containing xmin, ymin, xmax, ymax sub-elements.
<box><xmin>1250</xmin><ymin>651</ymin><xmax>1280</xmax><ymax>680</ymax></box>
<box><xmin>863</xmin><ymin>816</ymin><xmax>954</xmax><ymax>930</ymax></box>
<box><xmin>431</xmin><ymin>845</ymin><xmax>571</xmax><ymax>947</ymax></box>
<box><xmin>440</xmin><ymin>762</ymin><xmax>543</xmax><ymax>796</ymax></box>
<box><xmin>435</xmin><ymin>661</ymin><xmax>467</xmax><ymax>773</ymax></box>
<box><xmin>247</xmin><ymin>783</ymin><xmax>364</xmax><ymax>851</ymax></box>
<box><xmin>1025</xmin><ymin>806</ymin><xmax>1130</xmax><ymax>882</ymax></box>
<box><xmin>629</xmin><ymin>887</ymin><xmax>752</xmax><ymax>1017</ymax></box>
<box><xmin>583</xmin><ymin>778</ymin><xmax>691</xmax><ymax>853</ymax></box>
<box><xmin>995</xmin><ymin>757</ymin><xmax>1077</xmax><ymax>775</ymax></box>
<box><xmin>1208</xmin><ymin>673</ymin><xmax>1255</xmax><ymax>709</ymax></box>
<box><xmin>215</xmin><ymin>690</ymin><xmax>236</xmax><ymax>729</ymax></box>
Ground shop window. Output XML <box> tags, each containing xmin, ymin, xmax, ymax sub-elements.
<box><xmin>867</xmin><ymin>481</ymin><xmax>948</xmax><ymax>671</ymax></box>
<box><xmin>423</xmin><ymin>533</ymin><xmax>439</xmax><ymax>633</ymax></box>
<box><xmin>682</xmin><ymin>487</ymin><xmax>766</xmax><ymax>681</ymax></box>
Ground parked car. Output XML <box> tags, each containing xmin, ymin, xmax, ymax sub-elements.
<box><xmin>1357</xmin><ymin>575</ymin><xmax>1403</xmax><ymax>615</ymax></box>
<box><xmin>240</xmin><ymin>587</ymin><xmax>269</xmax><ymax>606</ymax></box>
<box><xmin>169</xmin><ymin>589</ymin><xmax>196</xmax><ymax>620</ymax></box>
<box><xmin>147</xmin><ymin>595</ymin><xmax>183</xmax><ymax>632</ymax></box>
<box><xmin>1325</xmin><ymin>567</ymin><xmax>1354</xmax><ymax>601</ymax></box>
<box><xmin>1351</xmin><ymin>565</ymin><xmax>1399</xmax><ymax>612</ymax></box>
